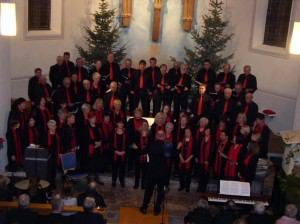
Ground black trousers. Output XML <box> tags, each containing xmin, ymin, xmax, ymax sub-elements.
<box><xmin>134</xmin><ymin>89</ymin><xmax>150</xmax><ymax>117</ymax></box>
<box><xmin>134</xmin><ymin>158</ymin><xmax>147</xmax><ymax>187</ymax></box>
<box><xmin>165</xmin><ymin>158</ymin><xmax>173</xmax><ymax>187</ymax></box>
<box><xmin>112</xmin><ymin>161</ymin><xmax>126</xmax><ymax>184</ymax></box>
<box><xmin>154</xmin><ymin>91</ymin><xmax>171</xmax><ymax>115</ymax></box>
<box><xmin>120</xmin><ymin>88</ymin><xmax>135</xmax><ymax>115</ymax></box>
<box><xmin>197</xmin><ymin>165</ymin><xmax>209</xmax><ymax>192</ymax></box>
<box><xmin>142</xmin><ymin>176</ymin><xmax>165</xmax><ymax>210</ymax></box>
<box><xmin>173</xmin><ymin>92</ymin><xmax>188</xmax><ymax>120</ymax></box>
<box><xmin>179</xmin><ymin>166</ymin><xmax>192</xmax><ymax>189</ymax></box>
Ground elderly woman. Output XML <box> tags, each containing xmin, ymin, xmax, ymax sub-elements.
<box><xmin>276</xmin><ymin>204</ymin><xmax>300</xmax><ymax>224</ymax></box>
<box><xmin>93</xmin><ymin>98</ymin><xmax>104</xmax><ymax>125</ymax></box>
<box><xmin>195</xmin><ymin>117</ymin><xmax>209</xmax><ymax>143</ymax></box>
<box><xmin>42</xmin><ymin>120</ymin><xmax>61</xmax><ymax>188</ymax></box>
<box><xmin>150</xmin><ymin>112</ymin><xmax>166</xmax><ymax>142</ymax></box>
<box><xmin>232</xmin><ymin>112</ymin><xmax>247</xmax><ymax>139</ymax></box>
<box><xmin>91</xmin><ymin>72</ymin><xmax>102</xmax><ymax>98</ymax></box>
<box><xmin>110</xmin><ymin>99</ymin><xmax>126</xmax><ymax>127</ymax></box>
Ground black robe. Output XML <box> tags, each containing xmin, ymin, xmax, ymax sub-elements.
<box><xmin>190</xmin><ymin>93</ymin><xmax>212</xmax><ymax>120</ymax></box>
<box><xmin>28</xmin><ymin>76</ymin><xmax>39</xmax><ymax>102</ymax></box>
<box><xmin>130</xmin><ymin>69</ymin><xmax>153</xmax><ymax>93</ymax></box>
<box><xmin>62</xmin><ymin>61</ymin><xmax>75</xmax><ymax>78</ymax></box>
<box><xmin>49</xmin><ymin>64</ymin><xmax>65</xmax><ymax>90</ymax></box>
<box><xmin>216</xmin><ymin>72</ymin><xmax>236</xmax><ymax>89</ymax></box>
<box><xmin>100</xmin><ymin>61</ymin><xmax>120</xmax><ymax>85</ymax></box>
<box><xmin>103</xmin><ymin>91</ymin><xmax>121</xmax><ymax>111</ymax></box>
<box><xmin>74</xmin><ymin>66</ymin><xmax>89</xmax><ymax>83</ymax></box>
<box><xmin>237</xmin><ymin>73</ymin><xmax>257</xmax><ymax>93</ymax></box>
<box><xmin>145</xmin><ymin>66</ymin><xmax>160</xmax><ymax>88</ymax></box>
<box><xmin>196</xmin><ymin>68</ymin><xmax>216</xmax><ymax>92</ymax></box>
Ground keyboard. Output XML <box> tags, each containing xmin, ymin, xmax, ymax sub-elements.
<box><xmin>208</xmin><ymin>196</ymin><xmax>269</xmax><ymax>206</ymax></box>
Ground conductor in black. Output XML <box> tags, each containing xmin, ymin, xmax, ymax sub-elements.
<box><xmin>140</xmin><ymin>130</ymin><xmax>166</xmax><ymax>216</ymax></box>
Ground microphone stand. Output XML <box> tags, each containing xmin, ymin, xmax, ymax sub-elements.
<box><xmin>160</xmin><ymin>187</ymin><xmax>167</xmax><ymax>224</ymax></box>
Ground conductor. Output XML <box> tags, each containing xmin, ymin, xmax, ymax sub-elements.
<box><xmin>140</xmin><ymin>130</ymin><xmax>166</xmax><ymax>216</ymax></box>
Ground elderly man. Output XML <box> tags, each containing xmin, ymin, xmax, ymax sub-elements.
<box><xmin>185</xmin><ymin>198</ymin><xmax>213</xmax><ymax>224</ymax></box>
<box><xmin>247</xmin><ymin>202</ymin><xmax>274</xmax><ymax>224</ymax></box>
<box><xmin>241</xmin><ymin>92</ymin><xmax>258</xmax><ymax>127</ymax></box>
<box><xmin>7</xmin><ymin>194</ymin><xmax>38</xmax><ymax>224</ymax></box>
<box><xmin>79</xmin><ymin>79</ymin><xmax>96</xmax><ymax>105</ymax></box>
<box><xmin>74</xmin><ymin>58</ymin><xmax>89</xmax><ymax>83</ymax></box>
<box><xmin>276</xmin><ymin>204</ymin><xmax>300</xmax><ymax>224</ymax></box>
<box><xmin>41</xmin><ymin>197</ymin><xmax>70</xmax><ymax>224</ymax></box>
<box><xmin>216</xmin><ymin>88</ymin><xmax>238</xmax><ymax>127</ymax></box>
<box><xmin>57</xmin><ymin>77</ymin><xmax>75</xmax><ymax>108</ymax></box>
<box><xmin>35</xmin><ymin>75</ymin><xmax>53</xmax><ymax>104</ymax></box>
<box><xmin>140</xmin><ymin>130</ymin><xmax>166</xmax><ymax>216</ymax></box>
<box><xmin>237</xmin><ymin>65</ymin><xmax>257</xmax><ymax>93</ymax></box>
<box><xmin>173</xmin><ymin>64</ymin><xmax>191</xmax><ymax>119</ymax></box>
<box><xmin>196</xmin><ymin>59</ymin><xmax>216</xmax><ymax>93</ymax></box>
<box><xmin>101</xmin><ymin>53</ymin><xmax>120</xmax><ymax>88</ymax></box>
<box><xmin>216</xmin><ymin>63</ymin><xmax>236</xmax><ymax>90</ymax></box>
<box><xmin>77</xmin><ymin>181</ymin><xmax>106</xmax><ymax>208</ymax></box>
<box><xmin>72</xmin><ymin>197</ymin><xmax>104</xmax><ymax>224</ymax></box>
<box><xmin>103</xmin><ymin>81</ymin><xmax>120</xmax><ymax>111</ymax></box>
<box><xmin>49</xmin><ymin>55</ymin><xmax>65</xmax><ymax>90</ymax></box>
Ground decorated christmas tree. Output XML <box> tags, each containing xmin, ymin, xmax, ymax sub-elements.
<box><xmin>76</xmin><ymin>0</ymin><xmax>126</xmax><ymax>66</ymax></box>
<box><xmin>184</xmin><ymin>0</ymin><xmax>234</xmax><ymax>79</ymax></box>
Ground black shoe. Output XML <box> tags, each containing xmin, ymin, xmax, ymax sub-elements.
<box><xmin>133</xmin><ymin>184</ymin><xmax>138</xmax><ymax>189</ymax></box>
<box><xmin>139</xmin><ymin>207</ymin><xmax>147</xmax><ymax>214</ymax></box>
<box><xmin>186</xmin><ymin>188</ymin><xmax>190</xmax><ymax>193</ymax></box>
<box><xmin>153</xmin><ymin>208</ymin><xmax>161</xmax><ymax>216</ymax></box>
<box><xmin>112</xmin><ymin>182</ymin><xmax>116</xmax><ymax>187</ymax></box>
<box><xmin>178</xmin><ymin>187</ymin><xmax>184</xmax><ymax>191</ymax></box>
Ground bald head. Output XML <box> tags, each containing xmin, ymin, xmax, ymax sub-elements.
<box><xmin>224</xmin><ymin>88</ymin><xmax>232</xmax><ymax>99</ymax></box>
<box><xmin>156</xmin><ymin>130</ymin><xmax>165</xmax><ymax>140</ymax></box>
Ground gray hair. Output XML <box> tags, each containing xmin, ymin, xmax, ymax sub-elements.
<box><xmin>89</xmin><ymin>181</ymin><xmax>97</xmax><ymax>191</ymax></box>
<box><xmin>197</xmin><ymin>199</ymin><xmax>209</xmax><ymax>209</ymax></box>
<box><xmin>165</xmin><ymin>122</ymin><xmax>174</xmax><ymax>130</ymax></box>
<box><xmin>83</xmin><ymin>197</ymin><xmax>96</xmax><ymax>212</ymax></box>
<box><xmin>18</xmin><ymin>194</ymin><xmax>30</xmax><ymax>208</ymax></box>
<box><xmin>254</xmin><ymin>202</ymin><xmax>265</xmax><ymax>214</ymax></box>
<box><xmin>51</xmin><ymin>197</ymin><xmax>64</xmax><ymax>212</ymax></box>
<box><xmin>285</xmin><ymin>204</ymin><xmax>298</xmax><ymax>218</ymax></box>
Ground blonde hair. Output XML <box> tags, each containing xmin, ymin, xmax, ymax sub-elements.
<box><xmin>81</xmin><ymin>103</ymin><xmax>91</xmax><ymax>112</ymax></box>
<box><xmin>93</xmin><ymin>98</ymin><xmax>104</xmax><ymax>110</ymax></box>
<box><xmin>92</xmin><ymin>72</ymin><xmax>100</xmax><ymax>80</ymax></box>
<box><xmin>138</xmin><ymin>120</ymin><xmax>149</xmax><ymax>134</ymax></box>
<box><xmin>110</xmin><ymin>81</ymin><xmax>117</xmax><ymax>88</ymax></box>
<box><xmin>237</xmin><ymin>113</ymin><xmax>247</xmax><ymax>124</ymax></box>
<box><xmin>47</xmin><ymin>120</ymin><xmax>57</xmax><ymax>128</ymax></box>
<box><xmin>197</xmin><ymin>117</ymin><xmax>209</xmax><ymax>127</ymax></box>
<box><xmin>113</xmin><ymin>99</ymin><xmax>122</xmax><ymax>107</ymax></box>
<box><xmin>241</xmin><ymin>125</ymin><xmax>250</xmax><ymax>135</ymax></box>
<box><xmin>134</xmin><ymin>107</ymin><xmax>143</xmax><ymax>115</ymax></box>
<box><xmin>154</xmin><ymin>112</ymin><xmax>166</xmax><ymax>124</ymax></box>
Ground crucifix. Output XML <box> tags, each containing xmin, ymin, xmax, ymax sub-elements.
<box><xmin>152</xmin><ymin>0</ymin><xmax>162</xmax><ymax>41</ymax></box>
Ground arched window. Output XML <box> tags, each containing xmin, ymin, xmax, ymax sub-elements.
<box><xmin>28</xmin><ymin>0</ymin><xmax>51</xmax><ymax>30</ymax></box>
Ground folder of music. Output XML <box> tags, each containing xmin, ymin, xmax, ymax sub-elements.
<box><xmin>219</xmin><ymin>180</ymin><xmax>250</xmax><ymax>197</ymax></box>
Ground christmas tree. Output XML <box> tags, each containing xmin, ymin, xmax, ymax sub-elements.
<box><xmin>76</xmin><ymin>0</ymin><xmax>126</xmax><ymax>66</ymax></box>
<box><xmin>184</xmin><ymin>0</ymin><xmax>234</xmax><ymax>79</ymax></box>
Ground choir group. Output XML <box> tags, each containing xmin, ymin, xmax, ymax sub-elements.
<box><xmin>6</xmin><ymin>52</ymin><xmax>270</xmax><ymax>193</ymax></box>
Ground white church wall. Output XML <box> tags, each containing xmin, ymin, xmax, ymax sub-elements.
<box><xmin>10</xmin><ymin>0</ymin><xmax>300</xmax><ymax>132</ymax></box>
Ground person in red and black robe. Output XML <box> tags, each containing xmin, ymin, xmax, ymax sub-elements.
<box><xmin>196</xmin><ymin>59</ymin><xmax>216</xmax><ymax>93</ymax></box>
<box><xmin>216</xmin><ymin>64</ymin><xmax>236</xmax><ymax>90</ymax></box>
<box><xmin>56</xmin><ymin>77</ymin><xmax>75</xmax><ymax>111</ymax></box>
<box><xmin>79</xmin><ymin>80</ymin><xmax>96</xmax><ymax>106</ymax></box>
<box><xmin>196</xmin><ymin>127</ymin><xmax>216</xmax><ymax>192</ymax></box>
<box><xmin>232</xmin><ymin>82</ymin><xmax>245</xmax><ymax>111</ymax></box>
<box><xmin>91</xmin><ymin>72</ymin><xmax>103</xmax><ymax>99</ymax></box>
<box><xmin>164</xmin><ymin>122</ymin><xmax>175</xmax><ymax>190</ymax></box>
<box><xmin>162</xmin><ymin>104</ymin><xmax>173</xmax><ymax>123</ymax></box>
<box><xmin>224</xmin><ymin>135</ymin><xmax>247</xmax><ymax>180</ymax></box>
<box><xmin>22</xmin><ymin>117</ymin><xmax>40</xmax><ymax>150</ymax></box>
<box><xmin>213</xmin><ymin>117</ymin><xmax>226</xmax><ymax>144</ymax></box>
<box><xmin>253</xmin><ymin>113</ymin><xmax>270</xmax><ymax>158</ymax></box>
<box><xmin>110</xmin><ymin>99</ymin><xmax>126</xmax><ymax>127</ymax></box>
<box><xmin>89</xmin><ymin>59</ymin><xmax>102</xmax><ymax>77</ymax></box>
<box><xmin>132</xmin><ymin>120</ymin><xmax>150</xmax><ymax>189</ymax></box>
<box><xmin>173</xmin><ymin>64</ymin><xmax>191</xmax><ymax>119</ymax></box>
<box><xmin>150</xmin><ymin>112</ymin><xmax>166</xmax><ymax>142</ymax></box>
<box><xmin>6</xmin><ymin>119</ymin><xmax>22</xmax><ymax>171</ymax></box>
<box><xmin>190</xmin><ymin>84</ymin><xmax>212</xmax><ymax>126</ymax></box>
<box><xmin>100</xmin><ymin>53</ymin><xmax>121</xmax><ymax>89</ymax></box>
<box><xmin>154</xmin><ymin>64</ymin><xmax>172</xmax><ymax>115</ymax></box>
<box><xmin>35</xmin><ymin>75</ymin><xmax>52</xmax><ymax>104</ymax></box>
<box><xmin>210</xmin><ymin>83</ymin><xmax>224</xmax><ymax>124</ymax></box>
<box><xmin>238</xmin><ymin>141</ymin><xmax>259</xmax><ymax>184</ymax></box>
<box><xmin>195</xmin><ymin>117</ymin><xmax>209</xmax><ymax>143</ymax></box>
<box><xmin>49</xmin><ymin>56</ymin><xmax>65</xmax><ymax>90</ymax></box>
<box><xmin>241</xmin><ymin>93</ymin><xmax>258</xmax><ymax>127</ymax></box>
<box><xmin>61</xmin><ymin>113</ymin><xmax>77</xmax><ymax>154</ymax></box>
<box><xmin>92</xmin><ymin>98</ymin><xmax>104</xmax><ymax>126</ymax></box>
<box><xmin>70</xmin><ymin>73</ymin><xmax>82</xmax><ymax>102</ymax></box>
<box><xmin>42</xmin><ymin>120</ymin><xmax>61</xmax><ymax>188</ymax></box>
<box><xmin>101</xmin><ymin>112</ymin><xmax>114</xmax><ymax>170</ymax></box>
<box><xmin>62</xmin><ymin>52</ymin><xmax>75</xmax><ymax>78</ymax></box>
<box><xmin>130</xmin><ymin>60</ymin><xmax>153</xmax><ymax>117</ymax></box>
<box><xmin>82</xmin><ymin>112</ymin><xmax>104</xmax><ymax>184</ymax></box>
<box><xmin>32</xmin><ymin>97</ymin><xmax>52</xmax><ymax>139</ymax></box>
<box><xmin>213</xmin><ymin>130</ymin><xmax>231</xmax><ymax>179</ymax></box>
<box><xmin>7</xmin><ymin>98</ymin><xmax>28</xmax><ymax>132</ymax></box>
<box><xmin>177</xmin><ymin>127</ymin><xmax>196</xmax><ymax>192</ymax></box>
<box><xmin>168</xmin><ymin>61</ymin><xmax>181</xmax><ymax>109</ymax></box>
<box><xmin>103</xmin><ymin>81</ymin><xmax>121</xmax><ymax>112</ymax></box>
<box><xmin>120</xmin><ymin>59</ymin><xmax>136</xmax><ymax>115</ymax></box>
<box><xmin>237</xmin><ymin>65</ymin><xmax>257</xmax><ymax>93</ymax></box>
<box><xmin>110</xmin><ymin>120</ymin><xmax>128</xmax><ymax>187</ymax></box>
<box><xmin>126</xmin><ymin>108</ymin><xmax>146</xmax><ymax>171</ymax></box>
<box><xmin>74</xmin><ymin>58</ymin><xmax>89</xmax><ymax>84</ymax></box>
<box><xmin>28</xmin><ymin>68</ymin><xmax>42</xmax><ymax>105</ymax></box>
<box><xmin>231</xmin><ymin>113</ymin><xmax>247</xmax><ymax>140</ymax></box>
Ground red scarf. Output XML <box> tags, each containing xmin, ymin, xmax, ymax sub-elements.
<box><xmin>254</xmin><ymin>124</ymin><xmax>266</xmax><ymax>133</ymax></box>
<box><xmin>44</xmin><ymin>85</ymin><xmax>49</xmax><ymax>99</ymax></box>
<box><xmin>216</xmin><ymin>125</ymin><xmax>225</xmax><ymax>142</ymax></box>
<box><xmin>176</xmin><ymin>124</ymin><xmax>185</xmax><ymax>144</ymax></box>
<box><xmin>223</xmin><ymin>100</ymin><xmax>228</xmax><ymax>115</ymax></box>
<box><xmin>179</xmin><ymin>137</ymin><xmax>193</xmax><ymax>171</ymax></box>
<box><xmin>110</xmin><ymin>93</ymin><xmax>115</xmax><ymax>110</ymax></box>
<box><xmin>196</xmin><ymin>127</ymin><xmax>205</xmax><ymax>142</ymax></box>
<box><xmin>164</xmin><ymin>133</ymin><xmax>173</xmax><ymax>142</ymax></box>
<box><xmin>199</xmin><ymin>136</ymin><xmax>212</xmax><ymax>174</ymax></box>
<box><xmin>28</xmin><ymin>127</ymin><xmax>39</xmax><ymax>144</ymax></box>
<box><xmin>197</xmin><ymin>95</ymin><xmax>203</xmax><ymax>116</ymax></box>
<box><xmin>113</xmin><ymin>110</ymin><xmax>124</xmax><ymax>126</ymax></box>
<box><xmin>92</xmin><ymin>84</ymin><xmax>101</xmax><ymax>95</ymax></box>
<box><xmin>225</xmin><ymin>144</ymin><xmax>242</xmax><ymax>179</ymax></box>
<box><xmin>86</xmin><ymin>90</ymin><xmax>90</xmax><ymax>103</ymax></box>
<box><xmin>160</xmin><ymin>73</ymin><xmax>165</xmax><ymax>92</ymax></box>
<box><xmin>11</xmin><ymin>128</ymin><xmax>22</xmax><ymax>165</ymax></box>
<box><xmin>39</xmin><ymin>107</ymin><xmax>51</xmax><ymax>133</ymax></box>
<box><xmin>18</xmin><ymin>108</ymin><xmax>28</xmax><ymax>130</ymax></box>
<box><xmin>244</xmin><ymin>104</ymin><xmax>249</xmax><ymax>115</ymax></box>
<box><xmin>204</xmin><ymin>70</ymin><xmax>208</xmax><ymax>83</ymax></box>
<box><xmin>244</xmin><ymin>153</ymin><xmax>253</xmax><ymax>168</ymax></box>
<box><xmin>113</xmin><ymin>131</ymin><xmax>126</xmax><ymax>162</ymax></box>
<box><xmin>66</xmin><ymin>88</ymin><xmax>71</xmax><ymax>104</ymax></box>
<box><xmin>109</xmin><ymin>63</ymin><xmax>113</xmax><ymax>80</ymax></box>
<box><xmin>78</xmin><ymin>67</ymin><xmax>82</xmax><ymax>82</ymax></box>
<box><xmin>140</xmin><ymin>134</ymin><xmax>148</xmax><ymax>164</ymax></box>
<box><xmin>128</xmin><ymin>69</ymin><xmax>131</xmax><ymax>78</ymax></box>
<box><xmin>176</xmin><ymin>75</ymin><xmax>184</xmax><ymax>93</ymax></box>
<box><xmin>88</xmin><ymin>126</ymin><xmax>102</xmax><ymax>156</ymax></box>
<box><xmin>165</xmin><ymin>115</ymin><xmax>171</xmax><ymax>123</ymax></box>
<box><xmin>73</xmin><ymin>83</ymin><xmax>78</xmax><ymax>95</ymax></box>
<box><xmin>232</xmin><ymin>124</ymin><xmax>239</xmax><ymax>137</ymax></box>
<box><xmin>102</xmin><ymin>121</ymin><xmax>113</xmax><ymax>151</ymax></box>
<box><xmin>139</xmin><ymin>71</ymin><xmax>144</xmax><ymax>88</ymax></box>
<box><xmin>223</xmin><ymin>73</ymin><xmax>227</xmax><ymax>83</ymax></box>
<box><xmin>48</xmin><ymin>131</ymin><xmax>61</xmax><ymax>166</ymax></box>
<box><xmin>134</xmin><ymin>118</ymin><xmax>142</xmax><ymax>131</ymax></box>
<box><xmin>243</xmin><ymin>76</ymin><xmax>248</xmax><ymax>89</ymax></box>
<box><xmin>214</xmin><ymin>140</ymin><xmax>228</xmax><ymax>176</ymax></box>
<box><xmin>95</xmin><ymin>110</ymin><xmax>103</xmax><ymax>124</ymax></box>
<box><xmin>152</xmin><ymin>67</ymin><xmax>155</xmax><ymax>87</ymax></box>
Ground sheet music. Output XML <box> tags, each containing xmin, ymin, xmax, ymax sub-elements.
<box><xmin>220</xmin><ymin>180</ymin><xmax>250</xmax><ymax>197</ymax></box>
